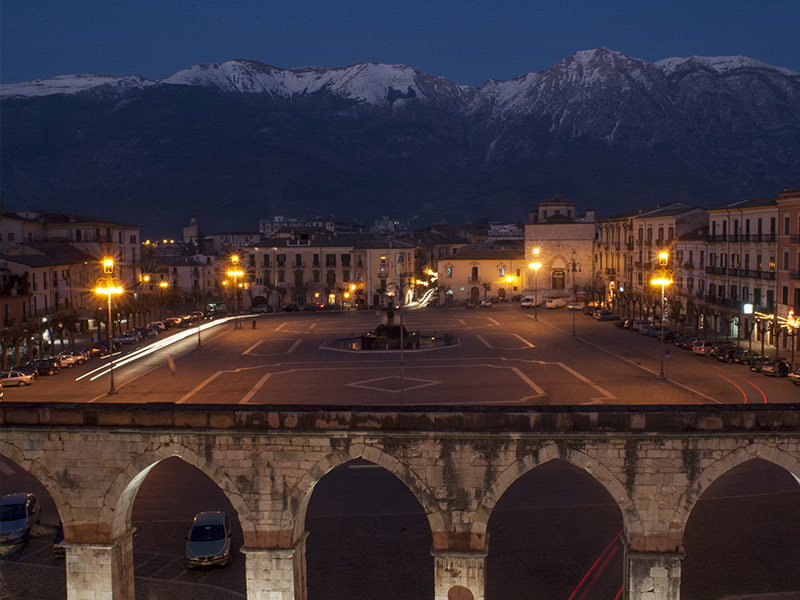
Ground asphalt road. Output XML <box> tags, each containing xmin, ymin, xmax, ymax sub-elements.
<box><xmin>3</xmin><ymin>305</ymin><xmax>798</xmax><ymax>405</ymax></box>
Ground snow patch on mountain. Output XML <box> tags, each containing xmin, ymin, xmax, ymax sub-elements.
<box><xmin>656</xmin><ymin>55</ymin><xmax>798</xmax><ymax>77</ymax></box>
<box><xmin>0</xmin><ymin>74</ymin><xmax>155</xmax><ymax>98</ymax></box>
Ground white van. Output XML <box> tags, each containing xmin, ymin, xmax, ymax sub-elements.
<box><xmin>520</xmin><ymin>296</ymin><xmax>538</xmax><ymax>309</ymax></box>
<box><xmin>545</xmin><ymin>297</ymin><xmax>567</xmax><ymax>309</ymax></box>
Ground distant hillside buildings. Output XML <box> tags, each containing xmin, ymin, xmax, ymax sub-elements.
<box><xmin>2</xmin><ymin>187</ymin><xmax>799</xmax><ymax>361</ymax></box>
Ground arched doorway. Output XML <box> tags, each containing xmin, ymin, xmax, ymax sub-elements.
<box><xmin>0</xmin><ymin>455</ymin><xmax>66</xmax><ymax>598</ymax></box>
<box><xmin>497</xmin><ymin>288</ymin><xmax>506</xmax><ymax>301</ymax></box>
<box><xmin>130</xmin><ymin>456</ymin><xmax>246</xmax><ymax>598</ymax></box>
<box><xmin>470</xmin><ymin>287</ymin><xmax>480</xmax><ymax>302</ymax></box>
<box><xmin>681</xmin><ymin>458</ymin><xmax>800</xmax><ymax>599</ymax></box>
<box><xmin>304</xmin><ymin>458</ymin><xmax>433</xmax><ymax>600</ymax></box>
<box><xmin>486</xmin><ymin>459</ymin><xmax>623</xmax><ymax>599</ymax></box>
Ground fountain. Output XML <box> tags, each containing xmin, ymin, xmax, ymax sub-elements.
<box><xmin>324</xmin><ymin>310</ymin><xmax>455</xmax><ymax>351</ymax></box>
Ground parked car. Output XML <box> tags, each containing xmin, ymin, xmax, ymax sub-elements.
<box><xmin>12</xmin><ymin>364</ymin><xmax>38</xmax><ymax>380</ymax></box>
<box><xmin>614</xmin><ymin>318</ymin><xmax>630</xmax><ymax>328</ymax></box>
<box><xmin>692</xmin><ymin>340</ymin><xmax>714</xmax><ymax>356</ymax></box>
<box><xmin>733</xmin><ymin>348</ymin><xmax>759</xmax><ymax>365</ymax></box>
<box><xmin>788</xmin><ymin>366</ymin><xmax>800</xmax><ymax>386</ymax></box>
<box><xmin>185</xmin><ymin>511</ymin><xmax>232</xmax><ymax>568</ymax></box>
<box><xmin>0</xmin><ymin>493</ymin><xmax>41</xmax><ymax>544</ymax></box>
<box><xmin>112</xmin><ymin>331</ymin><xmax>139</xmax><ymax>345</ymax></box>
<box><xmin>520</xmin><ymin>296</ymin><xmax>539</xmax><ymax>309</ymax></box>
<box><xmin>749</xmin><ymin>356</ymin><xmax>766</xmax><ymax>372</ymax></box>
<box><xmin>716</xmin><ymin>346</ymin><xmax>745</xmax><ymax>363</ymax></box>
<box><xmin>631</xmin><ymin>320</ymin><xmax>649</xmax><ymax>332</ymax></box>
<box><xmin>709</xmin><ymin>340</ymin><xmax>738</xmax><ymax>358</ymax></box>
<box><xmin>760</xmin><ymin>358</ymin><xmax>791</xmax><ymax>377</ymax></box>
<box><xmin>135</xmin><ymin>326</ymin><xmax>158</xmax><ymax>339</ymax></box>
<box><xmin>29</xmin><ymin>358</ymin><xmax>60</xmax><ymax>376</ymax></box>
<box><xmin>0</xmin><ymin>370</ymin><xmax>35</xmax><ymax>387</ymax></box>
<box><xmin>479</xmin><ymin>299</ymin><xmax>492</xmax><ymax>308</ymax></box>
<box><xmin>566</xmin><ymin>301</ymin><xmax>582</xmax><ymax>311</ymax></box>
<box><xmin>55</xmin><ymin>350</ymin><xmax>85</xmax><ymax>368</ymax></box>
<box><xmin>149</xmin><ymin>321</ymin><xmax>167</xmax><ymax>331</ymax></box>
<box><xmin>595</xmin><ymin>311</ymin><xmax>618</xmax><ymax>321</ymax></box>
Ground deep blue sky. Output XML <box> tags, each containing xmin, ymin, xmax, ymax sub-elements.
<box><xmin>2</xmin><ymin>0</ymin><xmax>799</xmax><ymax>86</ymax></box>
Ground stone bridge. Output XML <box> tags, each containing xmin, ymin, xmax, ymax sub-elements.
<box><xmin>1</xmin><ymin>402</ymin><xmax>799</xmax><ymax>600</ymax></box>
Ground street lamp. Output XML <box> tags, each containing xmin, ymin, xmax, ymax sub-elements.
<box><xmin>529</xmin><ymin>247</ymin><xmax>542</xmax><ymax>321</ymax></box>
<box><xmin>227</xmin><ymin>254</ymin><xmax>244</xmax><ymax>328</ymax></box>
<box><xmin>95</xmin><ymin>257</ymin><xmax>123</xmax><ymax>395</ymax></box>
<box><xmin>569</xmin><ymin>250</ymin><xmax>582</xmax><ymax>337</ymax></box>
<box><xmin>650</xmin><ymin>250</ymin><xmax>673</xmax><ymax>380</ymax></box>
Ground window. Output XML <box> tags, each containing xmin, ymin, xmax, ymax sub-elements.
<box><xmin>769</xmin><ymin>255</ymin><xmax>775</xmax><ymax>271</ymax></box>
<box><xmin>341</xmin><ymin>255</ymin><xmax>351</xmax><ymax>267</ymax></box>
<box><xmin>278</xmin><ymin>270</ymin><xmax>285</xmax><ymax>283</ymax></box>
<box><xmin>42</xmin><ymin>272</ymin><xmax>47</xmax><ymax>289</ymax></box>
<box><xmin>499</xmin><ymin>266</ymin><xmax>506</xmax><ymax>277</ymax></box>
<box><xmin>471</xmin><ymin>266</ymin><xmax>478</xmax><ymax>281</ymax></box>
<box><xmin>294</xmin><ymin>270</ymin><xmax>304</xmax><ymax>287</ymax></box>
<box><xmin>744</xmin><ymin>254</ymin><xmax>750</xmax><ymax>270</ymax></box>
<box><xmin>277</xmin><ymin>254</ymin><xmax>286</xmax><ymax>266</ymax></box>
<box><xmin>445</xmin><ymin>266</ymin><xmax>453</xmax><ymax>278</ymax></box>
<box><xmin>742</xmin><ymin>287</ymin><xmax>749</xmax><ymax>301</ymax></box>
<box><xmin>130</xmin><ymin>234</ymin><xmax>137</xmax><ymax>244</ymax></box>
<box><xmin>396</xmin><ymin>253</ymin><xmax>404</xmax><ymax>264</ymax></box>
<box><xmin>313</xmin><ymin>254</ymin><xmax>320</xmax><ymax>267</ymax></box>
<box><xmin>668</xmin><ymin>226</ymin><xmax>674</xmax><ymax>239</ymax></box>
<box><xmin>342</xmin><ymin>270</ymin><xmax>350</xmax><ymax>283</ymax></box>
<box><xmin>327</xmin><ymin>271</ymin><xmax>336</xmax><ymax>285</ymax></box>
<box><xmin>783</xmin><ymin>252</ymin><xmax>790</xmax><ymax>270</ymax></box>
<box><xmin>75</xmin><ymin>229</ymin><xmax>82</xmax><ymax>242</ymax></box>
<box><xmin>356</xmin><ymin>255</ymin><xmax>363</xmax><ymax>268</ymax></box>
<box><xmin>263</xmin><ymin>254</ymin><xmax>270</xmax><ymax>267</ymax></box>
<box><xmin>785</xmin><ymin>216</ymin><xmax>791</xmax><ymax>235</ymax></box>
<box><xmin>7</xmin><ymin>232</ymin><xmax>14</xmax><ymax>242</ymax></box>
<box><xmin>552</xmin><ymin>270</ymin><xmax>565</xmax><ymax>289</ymax></box>
<box><xmin>687</xmin><ymin>277</ymin><xmax>694</xmax><ymax>291</ymax></box>
<box><xmin>782</xmin><ymin>286</ymin><xmax>789</xmax><ymax>305</ymax></box>
<box><xmin>313</xmin><ymin>270</ymin><xmax>320</xmax><ymax>283</ymax></box>
<box><xmin>326</xmin><ymin>254</ymin><xmax>336</xmax><ymax>267</ymax></box>
<box><xmin>754</xmin><ymin>288</ymin><xmax>762</xmax><ymax>305</ymax></box>
<box><xmin>295</xmin><ymin>254</ymin><xmax>302</xmax><ymax>267</ymax></box>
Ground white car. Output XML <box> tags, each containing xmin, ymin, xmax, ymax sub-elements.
<box><xmin>185</xmin><ymin>511</ymin><xmax>232</xmax><ymax>568</ymax></box>
<box><xmin>0</xmin><ymin>370</ymin><xmax>35</xmax><ymax>387</ymax></box>
<box><xmin>55</xmin><ymin>350</ymin><xmax>86</xmax><ymax>367</ymax></box>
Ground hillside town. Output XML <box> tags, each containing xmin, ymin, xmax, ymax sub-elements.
<box><xmin>2</xmin><ymin>188</ymin><xmax>799</xmax><ymax>366</ymax></box>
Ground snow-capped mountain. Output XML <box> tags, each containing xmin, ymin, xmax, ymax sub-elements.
<box><xmin>1</xmin><ymin>48</ymin><xmax>798</xmax><ymax>233</ymax></box>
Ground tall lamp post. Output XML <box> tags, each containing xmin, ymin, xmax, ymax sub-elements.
<box><xmin>227</xmin><ymin>254</ymin><xmax>244</xmax><ymax>329</ymax></box>
<box><xmin>650</xmin><ymin>250</ymin><xmax>673</xmax><ymax>380</ymax></box>
<box><xmin>786</xmin><ymin>310</ymin><xmax>798</xmax><ymax>367</ymax></box>
<box><xmin>95</xmin><ymin>257</ymin><xmax>123</xmax><ymax>395</ymax></box>
<box><xmin>569</xmin><ymin>250</ymin><xmax>582</xmax><ymax>337</ymax></box>
<box><xmin>529</xmin><ymin>247</ymin><xmax>542</xmax><ymax>321</ymax></box>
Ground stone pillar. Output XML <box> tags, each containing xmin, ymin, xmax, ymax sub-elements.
<box><xmin>242</xmin><ymin>546</ymin><xmax>298</xmax><ymax>600</ymax></box>
<box><xmin>627</xmin><ymin>550</ymin><xmax>684</xmax><ymax>600</ymax></box>
<box><xmin>432</xmin><ymin>550</ymin><xmax>487</xmax><ymax>600</ymax></box>
<box><xmin>64</xmin><ymin>529</ymin><xmax>135</xmax><ymax>600</ymax></box>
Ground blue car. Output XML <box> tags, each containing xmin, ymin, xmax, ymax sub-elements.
<box><xmin>0</xmin><ymin>493</ymin><xmax>41</xmax><ymax>544</ymax></box>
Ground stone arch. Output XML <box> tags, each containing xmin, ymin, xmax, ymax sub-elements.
<box><xmin>0</xmin><ymin>441</ymin><xmax>74</xmax><ymax>525</ymax></box>
<box><xmin>103</xmin><ymin>441</ymin><xmax>254</xmax><ymax>541</ymax></box>
<box><xmin>473</xmin><ymin>444</ymin><xmax>640</xmax><ymax>544</ymax></box>
<box><xmin>286</xmin><ymin>442</ymin><xmax>443</xmax><ymax>543</ymax></box>
<box><xmin>671</xmin><ymin>441</ymin><xmax>800</xmax><ymax>544</ymax></box>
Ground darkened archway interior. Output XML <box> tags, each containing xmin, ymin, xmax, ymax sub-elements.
<box><xmin>681</xmin><ymin>458</ymin><xmax>800</xmax><ymax>599</ymax></box>
<box><xmin>130</xmin><ymin>456</ymin><xmax>246</xmax><ymax>599</ymax></box>
<box><xmin>305</xmin><ymin>458</ymin><xmax>433</xmax><ymax>600</ymax></box>
<box><xmin>0</xmin><ymin>455</ymin><xmax>65</xmax><ymax>599</ymax></box>
<box><xmin>486</xmin><ymin>459</ymin><xmax>623</xmax><ymax>600</ymax></box>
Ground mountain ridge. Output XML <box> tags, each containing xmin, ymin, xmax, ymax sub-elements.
<box><xmin>1</xmin><ymin>48</ymin><xmax>798</xmax><ymax>235</ymax></box>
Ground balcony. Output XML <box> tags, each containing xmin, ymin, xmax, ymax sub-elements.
<box><xmin>760</xmin><ymin>271</ymin><xmax>777</xmax><ymax>281</ymax></box>
<box><xmin>468</xmin><ymin>277</ymin><xmax>481</xmax><ymax>283</ymax></box>
<box><xmin>605</xmin><ymin>268</ymin><xmax>616</xmax><ymax>275</ymax></box>
<box><xmin>705</xmin><ymin>266</ymin><xmax>726</xmax><ymax>275</ymax></box>
<box><xmin>682</xmin><ymin>262</ymin><xmax>695</xmax><ymax>269</ymax></box>
<box><xmin>790</xmin><ymin>235</ymin><xmax>800</xmax><ymax>244</ymax></box>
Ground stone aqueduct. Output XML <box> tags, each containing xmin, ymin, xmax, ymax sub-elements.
<box><xmin>1</xmin><ymin>402</ymin><xmax>799</xmax><ymax>600</ymax></box>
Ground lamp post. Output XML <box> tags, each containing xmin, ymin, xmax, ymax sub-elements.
<box><xmin>650</xmin><ymin>250</ymin><xmax>673</xmax><ymax>381</ymax></box>
<box><xmin>569</xmin><ymin>250</ymin><xmax>582</xmax><ymax>337</ymax></box>
<box><xmin>227</xmin><ymin>254</ymin><xmax>244</xmax><ymax>328</ymax></box>
<box><xmin>529</xmin><ymin>247</ymin><xmax>542</xmax><ymax>321</ymax></box>
<box><xmin>786</xmin><ymin>310</ymin><xmax>797</xmax><ymax>367</ymax></box>
<box><xmin>95</xmin><ymin>257</ymin><xmax>123</xmax><ymax>395</ymax></box>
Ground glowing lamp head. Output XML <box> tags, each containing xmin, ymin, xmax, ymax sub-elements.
<box><xmin>142</xmin><ymin>275</ymin><xmax>150</xmax><ymax>283</ymax></box>
<box><xmin>658</xmin><ymin>251</ymin><xmax>669</xmax><ymax>266</ymax></box>
<box><xmin>533</xmin><ymin>247</ymin><xmax>540</xmax><ymax>257</ymax></box>
<box><xmin>529</xmin><ymin>261</ymin><xmax>542</xmax><ymax>272</ymax></box>
<box><xmin>231</xmin><ymin>254</ymin><xmax>239</xmax><ymax>264</ymax></box>
<box><xmin>159</xmin><ymin>281</ymin><xmax>169</xmax><ymax>289</ymax></box>
<box><xmin>650</xmin><ymin>276</ymin><xmax>673</xmax><ymax>287</ymax></box>
<box><xmin>102</xmin><ymin>257</ymin><xmax>114</xmax><ymax>274</ymax></box>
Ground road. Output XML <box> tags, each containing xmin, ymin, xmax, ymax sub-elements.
<box><xmin>2</xmin><ymin>305</ymin><xmax>798</xmax><ymax>405</ymax></box>
<box><xmin>1</xmin><ymin>305</ymin><xmax>799</xmax><ymax>599</ymax></box>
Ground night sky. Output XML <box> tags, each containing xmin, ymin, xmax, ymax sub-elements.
<box><xmin>2</xmin><ymin>0</ymin><xmax>799</xmax><ymax>86</ymax></box>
